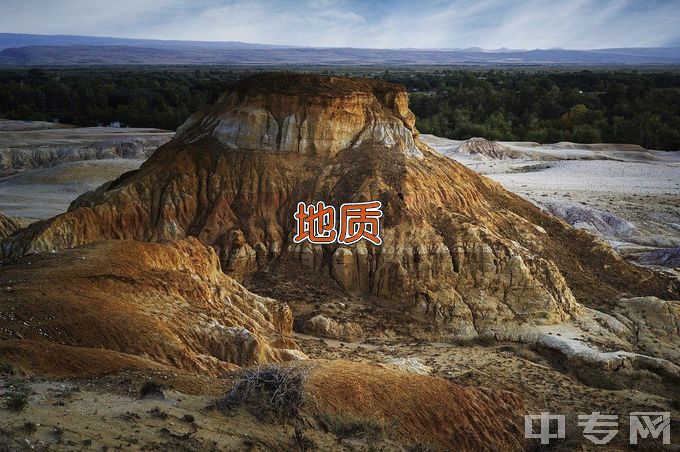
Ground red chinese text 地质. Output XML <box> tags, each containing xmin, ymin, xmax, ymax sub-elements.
<box><xmin>293</xmin><ymin>201</ymin><xmax>382</xmax><ymax>245</ymax></box>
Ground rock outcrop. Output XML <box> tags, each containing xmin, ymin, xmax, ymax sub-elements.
<box><xmin>454</xmin><ymin>137</ymin><xmax>525</xmax><ymax>159</ymax></box>
<box><xmin>614</xmin><ymin>296</ymin><xmax>680</xmax><ymax>364</ymax></box>
<box><xmin>540</xmin><ymin>201</ymin><xmax>636</xmax><ymax>238</ymax></box>
<box><xmin>0</xmin><ymin>238</ymin><xmax>300</xmax><ymax>376</ymax></box>
<box><xmin>0</xmin><ymin>211</ymin><xmax>24</xmax><ymax>239</ymax></box>
<box><xmin>0</xmin><ymin>135</ymin><xmax>171</xmax><ymax>175</ymax></box>
<box><xmin>300</xmin><ymin>314</ymin><xmax>364</xmax><ymax>341</ymax></box>
<box><xmin>1</xmin><ymin>74</ymin><xmax>677</xmax><ymax>338</ymax></box>
<box><xmin>636</xmin><ymin>247</ymin><xmax>680</xmax><ymax>269</ymax></box>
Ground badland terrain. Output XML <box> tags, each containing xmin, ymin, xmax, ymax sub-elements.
<box><xmin>0</xmin><ymin>73</ymin><xmax>678</xmax><ymax>451</ymax></box>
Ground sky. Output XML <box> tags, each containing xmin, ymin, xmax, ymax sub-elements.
<box><xmin>1</xmin><ymin>0</ymin><xmax>680</xmax><ymax>50</ymax></box>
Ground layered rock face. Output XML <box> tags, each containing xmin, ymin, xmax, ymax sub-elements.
<box><xmin>177</xmin><ymin>74</ymin><xmax>421</xmax><ymax>158</ymax></box>
<box><xmin>1</xmin><ymin>74</ymin><xmax>677</xmax><ymax>337</ymax></box>
<box><xmin>0</xmin><ymin>135</ymin><xmax>171</xmax><ymax>175</ymax></box>
<box><xmin>0</xmin><ymin>238</ymin><xmax>299</xmax><ymax>376</ymax></box>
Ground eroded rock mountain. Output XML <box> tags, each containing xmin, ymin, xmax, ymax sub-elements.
<box><xmin>0</xmin><ymin>238</ymin><xmax>299</xmax><ymax>376</ymax></box>
<box><xmin>2</xmin><ymin>74</ymin><xmax>677</xmax><ymax>339</ymax></box>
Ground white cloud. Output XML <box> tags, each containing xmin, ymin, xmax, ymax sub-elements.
<box><xmin>1</xmin><ymin>0</ymin><xmax>679</xmax><ymax>49</ymax></box>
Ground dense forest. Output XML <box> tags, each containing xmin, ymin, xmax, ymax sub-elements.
<box><xmin>390</xmin><ymin>70</ymin><xmax>680</xmax><ymax>151</ymax></box>
<box><xmin>0</xmin><ymin>68</ymin><xmax>239</xmax><ymax>130</ymax></box>
<box><xmin>1</xmin><ymin>68</ymin><xmax>679</xmax><ymax>150</ymax></box>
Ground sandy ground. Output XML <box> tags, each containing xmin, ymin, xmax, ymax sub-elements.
<box><xmin>422</xmin><ymin>135</ymin><xmax>680</xmax><ymax>264</ymax></box>
<box><xmin>2</xmin><ymin>334</ymin><xmax>677</xmax><ymax>450</ymax></box>
<box><xmin>0</xmin><ymin>126</ymin><xmax>172</xmax><ymax>221</ymax></box>
<box><xmin>0</xmin><ymin>159</ymin><xmax>144</xmax><ymax>220</ymax></box>
<box><xmin>0</xmin><ymin>370</ymin><xmax>338</xmax><ymax>451</ymax></box>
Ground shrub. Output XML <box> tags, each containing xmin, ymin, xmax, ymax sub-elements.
<box><xmin>148</xmin><ymin>407</ymin><xmax>168</xmax><ymax>420</ymax></box>
<box><xmin>22</xmin><ymin>422</ymin><xmax>37</xmax><ymax>434</ymax></box>
<box><xmin>217</xmin><ymin>364</ymin><xmax>311</xmax><ymax>419</ymax></box>
<box><xmin>140</xmin><ymin>380</ymin><xmax>165</xmax><ymax>399</ymax></box>
<box><xmin>4</xmin><ymin>390</ymin><xmax>28</xmax><ymax>411</ymax></box>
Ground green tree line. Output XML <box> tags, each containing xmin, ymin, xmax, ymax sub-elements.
<box><xmin>1</xmin><ymin>68</ymin><xmax>679</xmax><ymax>150</ymax></box>
<box><xmin>383</xmin><ymin>70</ymin><xmax>680</xmax><ymax>151</ymax></box>
<box><xmin>0</xmin><ymin>68</ymin><xmax>240</xmax><ymax>130</ymax></box>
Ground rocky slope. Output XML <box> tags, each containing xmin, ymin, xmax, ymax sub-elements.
<box><xmin>1</xmin><ymin>74</ymin><xmax>677</xmax><ymax>340</ymax></box>
<box><xmin>307</xmin><ymin>360</ymin><xmax>525</xmax><ymax>450</ymax></box>
<box><xmin>0</xmin><ymin>238</ymin><xmax>300</xmax><ymax>376</ymax></box>
<box><xmin>0</xmin><ymin>211</ymin><xmax>24</xmax><ymax>239</ymax></box>
<box><xmin>0</xmin><ymin>134</ymin><xmax>170</xmax><ymax>175</ymax></box>
<box><xmin>454</xmin><ymin>137</ymin><xmax>526</xmax><ymax>159</ymax></box>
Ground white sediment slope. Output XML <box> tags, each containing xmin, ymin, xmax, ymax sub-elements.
<box><xmin>422</xmin><ymin>134</ymin><xmax>680</xmax><ymax>269</ymax></box>
<box><xmin>0</xmin><ymin>125</ymin><xmax>173</xmax><ymax>220</ymax></box>
<box><xmin>0</xmin><ymin>159</ymin><xmax>144</xmax><ymax>220</ymax></box>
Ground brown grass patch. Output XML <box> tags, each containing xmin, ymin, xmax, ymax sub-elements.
<box><xmin>221</xmin><ymin>360</ymin><xmax>526</xmax><ymax>451</ymax></box>
<box><xmin>305</xmin><ymin>360</ymin><xmax>526</xmax><ymax>451</ymax></box>
<box><xmin>0</xmin><ymin>340</ymin><xmax>167</xmax><ymax>378</ymax></box>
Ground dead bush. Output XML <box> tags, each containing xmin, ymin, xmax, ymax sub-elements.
<box><xmin>140</xmin><ymin>380</ymin><xmax>165</xmax><ymax>399</ymax></box>
<box><xmin>216</xmin><ymin>364</ymin><xmax>312</xmax><ymax>419</ymax></box>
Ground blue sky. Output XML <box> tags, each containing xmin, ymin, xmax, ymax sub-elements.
<box><xmin>2</xmin><ymin>0</ymin><xmax>679</xmax><ymax>49</ymax></box>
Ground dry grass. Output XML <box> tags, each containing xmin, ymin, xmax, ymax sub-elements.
<box><xmin>317</xmin><ymin>412</ymin><xmax>391</xmax><ymax>442</ymax></box>
<box><xmin>306</xmin><ymin>360</ymin><xmax>527</xmax><ymax>451</ymax></box>
<box><xmin>220</xmin><ymin>360</ymin><xmax>527</xmax><ymax>450</ymax></box>
<box><xmin>0</xmin><ymin>239</ymin><xmax>291</xmax><ymax>377</ymax></box>
<box><xmin>451</xmin><ymin>335</ymin><xmax>497</xmax><ymax>347</ymax></box>
<box><xmin>0</xmin><ymin>429</ymin><xmax>14</xmax><ymax>452</ymax></box>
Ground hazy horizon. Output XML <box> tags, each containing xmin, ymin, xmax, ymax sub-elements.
<box><xmin>2</xmin><ymin>0</ymin><xmax>680</xmax><ymax>50</ymax></box>
<box><xmin>3</xmin><ymin>32</ymin><xmax>680</xmax><ymax>51</ymax></box>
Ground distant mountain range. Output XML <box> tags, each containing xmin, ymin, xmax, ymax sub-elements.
<box><xmin>1</xmin><ymin>33</ymin><xmax>679</xmax><ymax>66</ymax></box>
